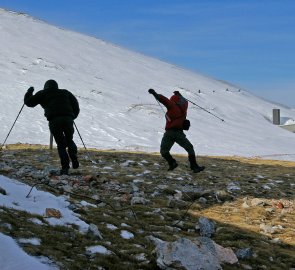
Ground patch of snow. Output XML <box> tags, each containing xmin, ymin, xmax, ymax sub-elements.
<box><xmin>86</xmin><ymin>245</ymin><xmax>113</xmax><ymax>255</ymax></box>
<box><xmin>120</xmin><ymin>230</ymin><xmax>134</xmax><ymax>239</ymax></box>
<box><xmin>80</xmin><ymin>200</ymin><xmax>97</xmax><ymax>208</ymax></box>
<box><xmin>121</xmin><ymin>223</ymin><xmax>131</xmax><ymax>228</ymax></box>
<box><xmin>18</xmin><ymin>238</ymin><xmax>41</xmax><ymax>246</ymax></box>
<box><xmin>106</xmin><ymin>224</ymin><xmax>118</xmax><ymax>230</ymax></box>
<box><xmin>0</xmin><ymin>175</ymin><xmax>89</xmax><ymax>233</ymax></box>
<box><xmin>0</xmin><ymin>233</ymin><xmax>57</xmax><ymax>270</ymax></box>
<box><xmin>28</xmin><ymin>218</ymin><xmax>44</xmax><ymax>225</ymax></box>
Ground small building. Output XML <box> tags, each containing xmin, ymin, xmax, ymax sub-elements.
<box><xmin>273</xmin><ymin>109</ymin><xmax>295</xmax><ymax>133</ymax></box>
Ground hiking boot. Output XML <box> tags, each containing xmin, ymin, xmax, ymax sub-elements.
<box><xmin>72</xmin><ymin>158</ymin><xmax>79</xmax><ymax>169</ymax></box>
<box><xmin>188</xmin><ymin>155</ymin><xmax>205</xmax><ymax>173</ymax></box>
<box><xmin>60</xmin><ymin>168</ymin><xmax>69</xmax><ymax>175</ymax></box>
<box><xmin>168</xmin><ymin>160</ymin><xmax>178</xmax><ymax>171</ymax></box>
<box><xmin>191</xmin><ymin>165</ymin><xmax>205</xmax><ymax>173</ymax></box>
<box><xmin>162</xmin><ymin>153</ymin><xmax>178</xmax><ymax>171</ymax></box>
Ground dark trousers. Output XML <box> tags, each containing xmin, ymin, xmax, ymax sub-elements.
<box><xmin>49</xmin><ymin>116</ymin><xmax>77</xmax><ymax>169</ymax></box>
<box><xmin>160</xmin><ymin>130</ymin><xmax>195</xmax><ymax>157</ymax></box>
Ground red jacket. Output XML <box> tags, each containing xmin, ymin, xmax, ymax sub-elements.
<box><xmin>158</xmin><ymin>94</ymin><xmax>188</xmax><ymax>130</ymax></box>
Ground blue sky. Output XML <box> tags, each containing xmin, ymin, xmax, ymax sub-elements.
<box><xmin>1</xmin><ymin>0</ymin><xmax>295</xmax><ymax>107</ymax></box>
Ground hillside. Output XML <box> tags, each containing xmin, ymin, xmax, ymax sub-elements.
<box><xmin>0</xmin><ymin>8</ymin><xmax>295</xmax><ymax>160</ymax></box>
<box><xmin>0</xmin><ymin>145</ymin><xmax>295</xmax><ymax>269</ymax></box>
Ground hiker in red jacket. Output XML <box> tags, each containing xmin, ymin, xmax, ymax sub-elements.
<box><xmin>149</xmin><ymin>89</ymin><xmax>205</xmax><ymax>173</ymax></box>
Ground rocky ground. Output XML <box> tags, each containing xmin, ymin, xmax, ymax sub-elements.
<box><xmin>0</xmin><ymin>144</ymin><xmax>294</xmax><ymax>270</ymax></box>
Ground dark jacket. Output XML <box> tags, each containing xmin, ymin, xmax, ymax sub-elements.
<box><xmin>158</xmin><ymin>94</ymin><xmax>188</xmax><ymax>130</ymax></box>
<box><xmin>24</xmin><ymin>87</ymin><xmax>80</xmax><ymax>121</ymax></box>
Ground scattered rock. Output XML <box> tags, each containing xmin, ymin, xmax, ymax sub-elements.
<box><xmin>151</xmin><ymin>236</ymin><xmax>238</xmax><ymax>270</ymax></box>
<box><xmin>173</xmin><ymin>190</ymin><xmax>183</xmax><ymax>200</ymax></box>
<box><xmin>131</xmin><ymin>196</ymin><xmax>147</xmax><ymax>205</ymax></box>
<box><xmin>167</xmin><ymin>196</ymin><xmax>188</xmax><ymax>209</ymax></box>
<box><xmin>215</xmin><ymin>190</ymin><xmax>233</xmax><ymax>202</ymax></box>
<box><xmin>45</xmin><ymin>208</ymin><xmax>62</xmax><ymax>219</ymax></box>
<box><xmin>227</xmin><ymin>182</ymin><xmax>241</xmax><ymax>192</ymax></box>
<box><xmin>61</xmin><ymin>185</ymin><xmax>73</xmax><ymax>193</ymax></box>
<box><xmin>0</xmin><ymin>163</ymin><xmax>13</xmax><ymax>173</ymax></box>
<box><xmin>236</xmin><ymin>248</ymin><xmax>253</xmax><ymax>259</ymax></box>
<box><xmin>134</xmin><ymin>253</ymin><xmax>147</xmax><ymax>262</ymax></box>
<box><xmin>242</xmin><ymin>201</ymin><xmax>250</xmax><ymax>208</ymax></box>
<box><xmin>199</xmin><ymin>217</ymin><xmax>215</xmax><ymax>237</ymax></box>
<box><xmin>0</xmin><ymin>186</ymin><xmax>7</xmax><ymax>195</ymax></box>
<box><xmin>198</xmin><ymin>197</ymin><xmax>207</xmax><ymax>204</ymax></box>
<box><xmin>251</xmin><ymin>198</ymin><xmax>266</xmax><ymax>207</ymax></box>
<box><xmin>214</xmin><ymin>242</ymin><xmax>239</xmax><ymax>264</ymax></box>
<box><xmin>182</xmin><ymin>191</ymin><xmax>203</xmax><ymax>201</ymax></box>
<box><xmin>265</xmin><ymin>207</ymin><xmax>275</xmax><ymax>213</ymax></box>
<box><xmin>87</xmin><ymin>223</ymin><xmax>103</xmax><ymax>240</ymax></box>
<box><xmin>259</xmin><ymin>223</ymin><xmax>282</xmax><ymax>234</ymax></box>
<box><xmin>83</xmin><ymin>174</ymin><xmax>98</xmax><ymax>183</ymax></box>
<box><xmin>270</xmin><ymin>238</ymin><xmax>281</xmax><ymax>244</ymax></box>
<box><xmin>276</xmin><ymin>202</ymin><xmax>284</xmax><ymax>209</ymax></box>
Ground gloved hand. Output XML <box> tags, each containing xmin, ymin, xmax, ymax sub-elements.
<box><xmin>173</xmin><ymin>91</ymin><xmax>181</xmax><ymax>96</ymax></box>
<box><xmin>148</xmin><ymin>88</ymin><xmax>156</xmax><ymax>94</ymax></box>
<box><xmin>27</xmin><ymin>87</ymin><xmax>34</xmax><ymax>94</ymax></box>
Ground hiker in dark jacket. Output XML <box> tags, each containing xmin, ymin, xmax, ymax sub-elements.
<box><xmin>149</xmin><ymin>89</ymin><xmax>205</xmax><ymax>173</ymax></box>
<box><xmin>24</xmin><ymin>80</ymin><xmax>80</xmax><ymax>175</ymax></box>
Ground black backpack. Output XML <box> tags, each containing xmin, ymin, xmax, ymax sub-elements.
<box><xmin>183</xmin><ymin>119</ymin><xmax>190</xmax><ymax>130</ymax></box>
<box><xmin>175</xmin><ymin>97</ymin><xmax>190</xmax><ymax>131</ymax></box>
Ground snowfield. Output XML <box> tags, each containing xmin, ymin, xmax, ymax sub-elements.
<box><xmin>0</xmin><ymin>8</ymin><xmax>295</xmax><ymax>161</ymax></box>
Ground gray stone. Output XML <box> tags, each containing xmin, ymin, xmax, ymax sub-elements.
<box><xmin>151</xmin><ymin>236</ymin><xmax>238</xmax><ymax>270</ymax></box>
<box><xmin>167</xmin><ymin>196</ymin><xmax>188</xmax><ymax>209</ymax></box>
<box><xmin>131</xmin><ymin>196</ymin><xmax>147</xmax><ymax>205</ymax></box>
<box><xmin>131</xmin><ymin>184</ymin><xmax>140</xmax><ymax>193</ymax></box>
<box><xmin>0</xmin><ymin>163</ymin><xmax>13</xmax><ymax>173</ymax></box>
<box><xmin>0</xmin><ymin>186</ymin><xmax>7</xmax><ymax>195</ymax></box>
<box><xmin>134</xmin><ymin>253</ymin><xmax>147</xmax><ymax>262</ymax></box>
<box><xmin>259</xmin><ymin>223</ymin><xmax>278</xmax><ymax>234</ymax></box>
<box><xmin>67</xmin><ymin>204</ymin><xmax>77</xmax><ymax>211</ymax></box>
<box><xmin>87</xmin><ymin>223</ymin><xmax>103</xmax><ymax>240</ymax></box>
<box><xmin>198</xmin><ymin>197</ymin><xmax>207</xmax><ymax>204</ymax></box>
<box><xmin>251</xmin><ymin>198</ymin><xmax>266</xmax><ymax>206</ymax></box>
<box><xmin>235</xmin><ymin>248</ymin><xmax>253</xmax><ymax>259</ymax></box>
<box><xmin>199</xmin><ymin>217</ymin><xmax>215</xmax><ymax>237</ymax></box>
<box><xmin>61</xmin><ymin>185</ymin><xmax>73</xmax><ymax>193</ymax></box>
<box><xmin>215</xmin><ymin>190</ymin><xmax>233</xmax><ymax>202</ymax></box>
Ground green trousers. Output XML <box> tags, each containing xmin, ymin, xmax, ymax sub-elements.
<box><xmin>160</xmin><ymin>130</ymin><xmax>195</xmax><ymax>157</ymax></box>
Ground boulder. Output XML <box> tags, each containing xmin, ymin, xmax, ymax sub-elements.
<box><xmin>150</xmin><ymin>236</ymin><xmax>238</xmax><ymax>270</ymax></box>
<box><xmin>199</xmin><ymin>217</ymin><xmax>215</xmax><ymax>238</ymax></box>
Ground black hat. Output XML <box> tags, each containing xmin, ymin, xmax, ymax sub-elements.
<box><xmin>44</xmin><ymin>80</ymin><xmax>58</xmax><ymax>90</ymax></box>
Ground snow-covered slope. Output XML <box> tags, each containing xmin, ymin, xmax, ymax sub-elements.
<box><xmin>1</xmin><ymin>8</ymin><xmax>295</xmax><ymax>160</ymax></box>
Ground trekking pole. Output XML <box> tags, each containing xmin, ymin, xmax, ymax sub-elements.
<box><xmin>184</xmin><ymin>97</ymin><xmax>225</xmax><ymax>122</ymax></box>
<box><xmin>0</xmin><ymin>103</ymin><xmax>25</xmax><ymax>150</ymax></box>
<box><xmin>73</xmin><ymin>122</ymin><xmax>97</xmax><ymax>164</ymax></box>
